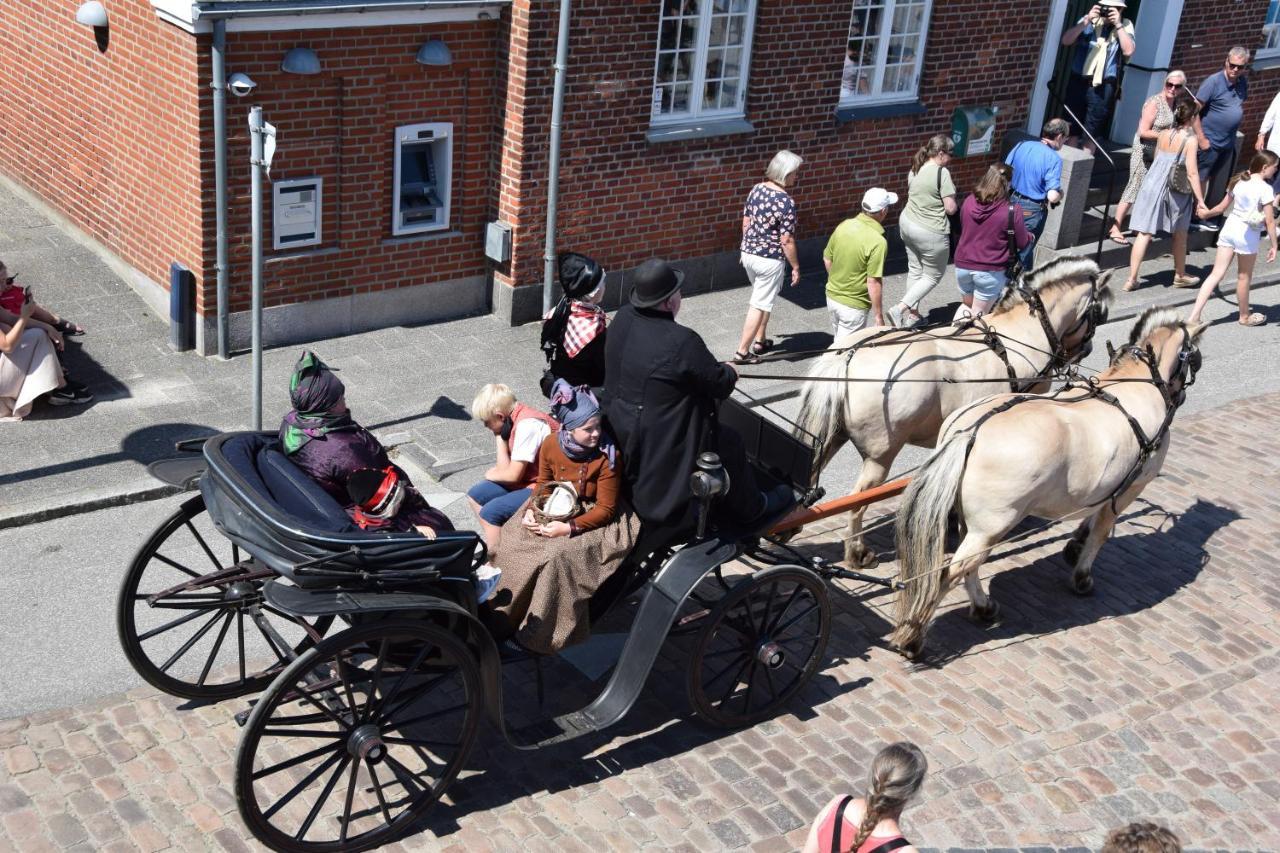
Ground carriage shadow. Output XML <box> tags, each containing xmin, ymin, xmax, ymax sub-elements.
<box><xmin>916</xmin><ymin>497</ymin><xmax>1239</xmax><ymax>667</ymax></box>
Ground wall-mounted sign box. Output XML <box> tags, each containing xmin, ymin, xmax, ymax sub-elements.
<box><xmin>951</xmin><ymin>106</ymin><xmax>999</xmax><ymax>157</ymax></box>
<box><xmin>273</xmin><ymin>177</ymin><xmax>322</xmax><ymax>250</ymax></box>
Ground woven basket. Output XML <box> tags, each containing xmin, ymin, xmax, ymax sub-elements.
<box><xmin>530</xmin><ymin>481</ymin><xmax>583</xmax><ymax>524</ymax></box>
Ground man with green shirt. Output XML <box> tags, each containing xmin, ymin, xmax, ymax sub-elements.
<box><xmin>823</xmin><ymin>187</ymin><xmax>896</xmax><ymax>338</ymax></box>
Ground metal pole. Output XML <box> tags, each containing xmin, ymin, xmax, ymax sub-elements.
<box><xmin>249</xmin><ymin>106</ymin><xmax>264</xmax><ymax>431</ymax></box>
<box><xmin>542</xmin><ymin>0</ymin><xmax>571</xmax><ymax>315</ymax></box>
<box><xmin>212</xmin><ymin>20</ymin><xmax>230</xmax><ymax>360</ymax></box>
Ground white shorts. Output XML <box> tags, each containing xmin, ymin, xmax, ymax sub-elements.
<box><xmin>827</xmin><ymin>297</ymin><xmax>868</xmax><ymax>340</ymax></box>
<box><xmin>1218</xmin><ymin>218</ymin><xmax>1261</xmax><ymax>255</ymax></box>
<box><xmin>741</xmin><ymin>253</ymin><xmax>787</xmax><ymax>312</ymax></box>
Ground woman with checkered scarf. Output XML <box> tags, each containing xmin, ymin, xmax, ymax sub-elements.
<box><xmin>539</xmin><ymin>252</ymin><xmax>607</xmax><ymax>396</ymax></box>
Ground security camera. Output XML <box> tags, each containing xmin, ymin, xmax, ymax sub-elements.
<box><xmin>227</xmin><ymin>73</ymin><xmax>257</xmax><ymax>97</ymax></box>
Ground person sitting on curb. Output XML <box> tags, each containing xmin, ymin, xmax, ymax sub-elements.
<box><xmin>540</xmin><ymin>252</ymin><xmax>608</xmax><ymax>395</ymax></box>
<box><xmin>803</xmin><ymin>742</ymin><xmax>927</xmax><ymax>853</ymax></box>
<box><xmin>466</xmin><ymin>383</ymin><xmax>558</xmax><ymax>552</ymax></box>
<box><xmin>1</xmin><ymin>295</ymin><xmax>71</xmax><ymax>419</ymax></box>
<box><xmin>0</xmin><ymin>261</ymin><xmax>91</xmax><ymax>406</ymax></box>
<box><xmin>0</xmin><ymin>260</ymin><xmax>86</xmax><ymax>337</ymax></box>
<box><xmin>280</xmin><ymin>350</ymin><xmax>452</xmax><ymax>533</ymax></box>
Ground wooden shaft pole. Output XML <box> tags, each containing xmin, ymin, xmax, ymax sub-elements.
<box><xmin>768</xmin><ymin>477</ymin><xmax>911</xmax><ymax>536</ymax></box>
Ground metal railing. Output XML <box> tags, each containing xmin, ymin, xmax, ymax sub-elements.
<box><xmin>1045</xmin><ymin>80</ymin><xmax>1120</xmax><ymax>264</ymax></box>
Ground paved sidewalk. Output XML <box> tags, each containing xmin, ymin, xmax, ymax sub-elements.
<box><xmin>1</xmin><ymin>178</ymin><xmax>1275</xmax><ymax>529</ymax></box>
<box><xmin>1</xmin><ymin>392</ymin><xmax>1277</xmax><ymax>851</ymax></box>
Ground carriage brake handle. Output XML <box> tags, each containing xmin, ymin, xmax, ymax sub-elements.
<box><xmin>689</xmin><ymin>452</ymin><xmax>728</xmax><ymax>540</ymax></box>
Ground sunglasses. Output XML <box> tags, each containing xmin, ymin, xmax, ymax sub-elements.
<box><xmin>1228</xmin><ymin>62</ymin><xmax>1249</xmax><ymax>71</ymax></box>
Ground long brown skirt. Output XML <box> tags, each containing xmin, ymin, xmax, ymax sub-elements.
<box><xmin>491</xmin><ymin>500</ymin><xmax>641</xmax><ymax>655</ymax></box>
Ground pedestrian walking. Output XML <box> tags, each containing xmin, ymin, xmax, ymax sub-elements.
<box><xmin>1005</xmin><ymin>118</ymin><xmax>1069</xmax><ymax>271</ymax></box>
<box><xmin>733</xmin><ymin>150</ymin><xmax>802</xmax><ymax>365</ymax></box>
<box><xmin>823</xmin><ymin>188</ymin><xmax>895</xmax><ymax>339</ymax></box>
<box><xmin>1253</xmin><ymin>87</ymin><xmax>1280</xmax><ymax>191</ymax></box>
<box><xmin>1060</xmin><ymin>1</ymin><xmax>1136</xmax><ymax>154</ymax></box>
<box><xmin>1122</xmin><ymin>95</ymin><xmax>1207</xmax><ymax>292</ymax></box>
<box><xmin>953</xmin><ymin>164</ymin><xmax>1032</xmax><ymax>317</ymax></box>
<box><xmin>802</xmin><ymin>742</ymin><xmax>927</xmax><ymax>853</ymax></box>
<box><xmin>1187</xmin><ymin>151</ymin><xmax>1277</xmax><ymax>327</ymax></box>
<box><xmin>1110</xmin><ymin>70</ymin><xmax>1187</xmax><ymax>245</ymax></box>
<box><xmin>1193</xmin><ymin>46</ymin><xmax>1251</xmax><ymax>231</ymax></box>
<box><xmin>888</xmin><ymin>134</ymin><xmax>957</xmax><ymax>329</ymax></box>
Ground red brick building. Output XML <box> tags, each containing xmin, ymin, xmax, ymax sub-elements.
<box><xmin>1</xmin><ymin>0</ymin><xmax>1277</xmax><ymax>353</ymax></box>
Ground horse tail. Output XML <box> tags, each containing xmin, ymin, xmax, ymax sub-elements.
<box><xmin>890</xmin><ymin>430</ymin><xmax>974</xmax><ymax>653</ymax></box>
<box><xmin>795</xmin><ymin>350</ymin><xmax>851</xmax><ymax>483</ymax></box>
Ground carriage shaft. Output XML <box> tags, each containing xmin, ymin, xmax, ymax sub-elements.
<box><xmin>768</xmin><ymin>477</ymin><xmax>911</xmax><ymax>535</ymax></box>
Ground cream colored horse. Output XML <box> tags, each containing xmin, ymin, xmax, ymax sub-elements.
<box><xmin>795</xmin><ymin>257</ymin><xmax>1112</xmax><ymax>567</ymax></box>
<box><xmin>889</xmin><ymin>309</ymin><xmax>1205</xmax><ymax>659</ymax></box>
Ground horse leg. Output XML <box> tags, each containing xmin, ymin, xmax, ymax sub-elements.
<box><xmin>956</xmin><ymin>536</ymin><xmax>1000</xmax><ymax>623</ymax></box>
<box><xmin>844</xmin><ymin>455</ymin><xmax>892</xmax><ymax>569</ymax></box>
<box><xmin>1062</xmin><ymin>518</ymin><xmax>1092</xmax><ymax>570</ymax></box>
<box><xmin>1069</xmin><ymin>484</ymin><xmax>1148</xmax><ymax>595</ymax></box>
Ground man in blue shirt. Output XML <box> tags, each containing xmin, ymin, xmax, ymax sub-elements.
<box><xmin>1193</xmin><ymin>46</ymin><xmax>1251</xmax><ymax>231</ymax></box>
<box><xmin>1005</xmin><ymin>119</ymin><xmax>1069</xmax><ymax>270</ymax></box>
<box><xmin>1060</xmin><ymin>1</ymin><xmax>1136</xmax><ymax>154</ymax></box>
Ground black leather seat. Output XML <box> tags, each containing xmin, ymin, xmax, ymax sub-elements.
<box><xmin>201</xmin><ymin>432</ymin><xmax>480</xmax><ymax>589</ymax></box>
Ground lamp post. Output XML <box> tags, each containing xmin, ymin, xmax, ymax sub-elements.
<box><xmin>248</xmin><ymin>106</ymin><xmax>272</xmax><ymax>431</ymax></box>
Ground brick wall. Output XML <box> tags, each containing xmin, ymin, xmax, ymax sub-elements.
<box><xmin>496</xmin><ymin>0</ymin><xmax>1057</xmax><ymax>297</ymax></box>
<box><xmin>0</xmin><ymin>0</ymin><xmax>203</xmax><ymax>302</ymax></box>
<box><xmin>203</xmin><ymin>21</ymin><xmax>500</xmax><ymax>316</ymax></box>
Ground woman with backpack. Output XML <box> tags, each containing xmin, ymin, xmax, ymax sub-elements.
<box><xmin>887</xmin><ymin>135</ymin><xmax>957</xmax><ymax>329</ymax></box>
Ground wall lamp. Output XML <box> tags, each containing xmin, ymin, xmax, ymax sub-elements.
<box><xmin>75</xmin><ymin>2</ymin><xmax>110</xmax><ymax>52</ymax></box>
<box><xmin>415</xmin><ymin>39</ymin><xmax>452</xmax><ymax>67</ymax></box>
<box><xmin>281</xmin><ymin>47</ymin><xmax>321</xmax><ymax>75</ymax></box>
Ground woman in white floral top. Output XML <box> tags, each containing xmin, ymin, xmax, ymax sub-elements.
<box><xmin>733</xmin><ymin>150</ymin><xmax>802</xmax><ymax>364</ymax></box>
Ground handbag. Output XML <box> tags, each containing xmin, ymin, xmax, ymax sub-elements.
<box><xmin>1005</xmin><ymin>202</ymin><xmax>1024</xmax><ymax>282</ymax></box>
<box><xmin>1167</xmin><ymin>130</ymin><xmax>1193</xmax><ymax>195</ymax></box>
<box><xmin>1140</xmin><ymin>141</ymin><xmax>1155</xmax><ymax>168</ymax></box>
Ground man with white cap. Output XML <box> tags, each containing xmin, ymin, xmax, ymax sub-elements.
<box><xmin>822</xmin><ymin>187</ymin><xmax>895</xmax><ymax>338</ymax></box>
<box><xmin>1060</xmin><ymin>1</ymin><xmax>1136</xmax><ymax>154</ymax></box>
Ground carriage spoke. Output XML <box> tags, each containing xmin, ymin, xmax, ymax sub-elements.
<box><xmin>338</xmin><ymin>758</ymin><xmax>360</xmax><ymax>843</ymax></box>
<box><xmin>184</xmin><ymin>520</ymin><xmax>224</xmax><ymax>572</ymax></box>
<box><xmin>196</xmin><ymin>612</ymin><xmax>235</xmax><ymax>686</ymax></box>
<box><xmin>381</xmin><ymin>735</ymin><xmax>461</xmax><ymax>750</ymax></box>
<box><xmin>740</xmin><ymin>658</ymin><xmax>759</xmax><ymax>713</ymax></box>
<box><xmin>366</xmin><ymin>761</ymin><xmax>396</xmax><ymax>826</ymax></box>
<box><xmin>237</xmin><ymin>611</ymin><xmax>247</xmax><ymax>683</ymax></box>
<box><xmin>762</xmin><ymin>664</ymin><xmax>780</xmax><ymax>701</ymax></box>
<box><xmin>253</xmin><ymin>619</ymin><xmax>289</xmax><ymax>665</ymax></box>
<box><xmin>292</xmin><ymin>684</ymin><xmax>353</xmax><ymax>731</ymax></box>
<box><xmin>383</xmin><ymin>753</ymin><xmax>429</xmax><ymax>797</ymax></box>
<box><xmin>150</xmin><ymin>552</ymin><xmax>205</xmax><ymax>579</ymax></box>
<box><xmin>703</xmin><ymin>653</ymin><xmax>749</xmax><ymax>690</ymax></box>
<box><xmin>764</xmin><ymin>586</ymin><xmax>803</xmax><ymax>635</ymax></box>
<box><xmin>368</xmin><ymin>645</ymin><xmax>434</xmax><ymax>720</ymax></box>
<box><xmin>294</xmin><ymin>754</ymin><xmax>351</xmax><ymax>842</ymax></box>
<box><xmin>261</xmin><ymin>750</ymin><xmax>344</xmax><ymax>820</ymax></box>
<box><xmin>382</xmin><ymin>702</ymin><xmax>469</xmax><ymax>733</ymax></box>
<box><xmin>361</xmin><ymin>640</ymin><xmax>391</xmax><ymax>723</ymax></box>
<box><xmin>715</xmin><ymin>656</ymin><xmax>753</xmax><ymax>706</ymax></box>
<box><xmin>756</xmin><ymin>582</ymin><xmax>779</xmax><ymax>636</ymax></box>
<box><xmin>378</xmin><ymin>672</ymin><xmax>451</xmax><ymax>723</ymax></box>
<box><xmin>159</xmin><ymin>610</ymin><xmax>224</xmax><ymax>673</ymax></box>
<box><xmin>259</xmin><ymin>728</ymin><xmax>345</xmax><ymax>739</ymax></box>
<box><xmin>137</xmin><ymin>607</ymin><xmax>208</xmax><ymax>642</ymax></box>
<box><xmin>254</xmin><ymin>740</ymin><xmax>343</xmax><ymax>782</ymax></box>
<box><xmin>773</xmin><ymin>601</ymin><xmax>819</xmax><ymax>637</ymax></box>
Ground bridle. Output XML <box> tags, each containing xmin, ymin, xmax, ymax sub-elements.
<box><xmin>1017</xmin><ymin>277</ymin><xmax>1108</xmax><ymax>372</ymax></box>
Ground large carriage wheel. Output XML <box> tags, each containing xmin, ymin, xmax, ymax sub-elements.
<box><xmin>117</xmin><ymin>494</ymin><xmax>333</xmax><ymax>700</ymax></box>
<box><xmin>687</xmin><ymin>565</ymin><xmax>831</xmax><ymax>729</ymax></box>
<box><xmin>235</xmin><ymin>620</ymin><xmax>482</xmax><ymax>853</ymax></box>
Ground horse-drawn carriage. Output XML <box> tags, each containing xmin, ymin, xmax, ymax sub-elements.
<box><xmin>117</xmin><ymin>393</ymin><xmax>893</xmax><ymax>853</ymax></box>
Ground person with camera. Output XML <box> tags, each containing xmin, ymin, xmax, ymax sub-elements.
<box><xmin>0</xmin><ymin>288</ymin><xmax>71</xmax><ymax>419</ymax></box>
<box><xmin>1060</xmin><ymin>1</ymin><xmax>1136</xmax><ymax>155</ymax></box>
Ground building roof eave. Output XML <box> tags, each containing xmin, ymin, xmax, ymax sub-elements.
<box><xmin>150</xmin><ymin>0</ymin><xmax>509</xmax><ymax>33</ymax></box>
<box><xmin>192</xmin><ymin>0</ymin><xmax>509</xmax><ymax>17</ymax></box>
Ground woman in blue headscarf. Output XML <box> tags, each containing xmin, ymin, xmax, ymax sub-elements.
<box><xmin>487</xmin><ymin>380</ymin><xmax>640</xmax><ymax>654</ymax></box>
<box><xmin>279</xmin><ymin>350</ymin><xmax>452</xmax><ymax>535</ymax></box>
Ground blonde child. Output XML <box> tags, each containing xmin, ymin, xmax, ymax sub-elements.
<box><xmin>1187</xmin><ymin>151</ymin><xmax>1279</xmax><ymax>326</ymax></box>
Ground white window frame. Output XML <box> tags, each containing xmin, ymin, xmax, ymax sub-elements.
<box><xmin>839</xmin><ymin>0</ymin><xmax>933</xmax><ymax>108</ymax></box>
<box><xmin>1262</xmin><ymin>0</ymin><xmax>1280</xmax><ymax>59</ymax></box>
<box><xmin>649</xmin><ymin>0</ymin><xmax>759</xmax><ymax>127</ymax></box>
<box><xmin>391</xmin><ymin>121</ymin><xmax>452</xmax><ymax>237</ymax></box>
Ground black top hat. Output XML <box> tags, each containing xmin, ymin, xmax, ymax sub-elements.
<box><xmin>629</xmin><ymin>258</ymin><xmax>685</xmax><ymax>309</ymax></box>
<box><xmin>558</xmin><ymin>252</ymin><xmax>605</xmax><ymax>299</ymax></box>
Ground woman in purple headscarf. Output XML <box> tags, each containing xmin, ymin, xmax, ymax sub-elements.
<box><xmin>486</xmin><ymin>379</ymin><xmax>640</xmax><ymax>654</ymax></box>
<box><xmin>280</xmin><ymin>350</ymin><xmax>452</xmax><ymax>535</ymax></box>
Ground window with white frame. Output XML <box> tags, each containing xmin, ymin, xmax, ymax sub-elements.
<box><xmin>840</xmin><ymin>0</ymin><xmax>932</xmax><ymax>105</ymax></box>
<box><xmin>651</xmin><ymin>0</ymin><xmax>756</xmax><ymax>125</ymax></box>
<box><xmin>1263</xmin><ymin>1</ymin><xmax>1280</xmax><ymax>57</ymax></box>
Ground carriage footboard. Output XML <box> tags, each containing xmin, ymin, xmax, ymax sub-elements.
<box><xmin>506</xmin><ymin>538</ymin><xmax>738</xmax><ymax>750</ymax></box>
<box><xmin>261</xmin><ymin>579</ymin><xmax>478</xmax><ymax>617</ymax></box>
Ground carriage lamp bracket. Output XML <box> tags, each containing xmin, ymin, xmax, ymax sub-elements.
<box><xmin>802</xmin><ymin>485</ymin><xmax>826</xmax><ymax>507</ymax></box>
<box><xmin>690</xmin><ymin>452</ymin><xmax>728</xmax><ymax>540</ymax></box>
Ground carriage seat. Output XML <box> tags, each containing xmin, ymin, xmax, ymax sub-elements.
<box><xmin>200</xmin><ymin>432</ymin><xmax>480</xmax><ymax>589</ymax></box>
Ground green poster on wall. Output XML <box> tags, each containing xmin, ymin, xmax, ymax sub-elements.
<box><xmin>951</xmin><ymin>106</ymin><xmax>999</xmax><ymax>157</ymax></box>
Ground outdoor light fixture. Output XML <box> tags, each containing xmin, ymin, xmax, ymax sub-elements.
<box><xmin>75</xmin><ymin>1</ymin><xmax>108</xmax><ymax>27</ymax></box>
<box><xmin>415</xmin><ymin>39</ymin><xmax>452</xmax><ymax>67</ymax></box>
<box><xmin>228</xmin><ymin>72</ymin><xmax>257</xmax><ymax>97</ymax></box>
<box><xmin>281</xmin><ymin>47</ymin><xmax>321</xmax><ymax>75</ymax></box>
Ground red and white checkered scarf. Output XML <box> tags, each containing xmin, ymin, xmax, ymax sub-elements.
<box><xmin>553</xmin><ymin>299</ymin><xmax>606</xmax><ymax>358</ymax></box>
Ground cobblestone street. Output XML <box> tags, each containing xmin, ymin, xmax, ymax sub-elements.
<box><xmin>2</xmin><ymin>393</ymin><xmax>1278</xmax><ymax>852</ymax></box>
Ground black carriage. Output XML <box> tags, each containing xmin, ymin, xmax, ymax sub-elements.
<box><xmin>117</xmin><ymin>395</ymin><xmax>888</xmax><ymax>852</ymax></box>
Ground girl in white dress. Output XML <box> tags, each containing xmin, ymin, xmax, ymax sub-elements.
<box><xmin>1187</xmin><ymin>151</ymin><xmax>1279</xmax><ymax>327</ymax></box>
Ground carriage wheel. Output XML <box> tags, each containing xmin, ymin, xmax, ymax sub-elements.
<box><xmin>117</xmin><ymin>494</ymin><xmax>333</xmax><ymax>700</ymax></box>
<box><xmin>235</xmin><ymin>620</ymin><xmax>482</xmax><ymax>853</ymax></box>
<box><xmin>687</xmin><ymin>565</ymin><xmax>830</xmax><ymax>729</ymax></box>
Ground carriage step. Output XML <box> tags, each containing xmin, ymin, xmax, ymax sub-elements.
<box><xmin>234</xmin><ymin>700</ymin><xmax>258</xmax><ymax>727</ymax></box>
<box><xmin>509</xmin><ymin>710</ymin><xmax>600</xmax><ymax>749</ymax></box>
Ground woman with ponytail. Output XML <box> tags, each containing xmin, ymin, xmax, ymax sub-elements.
<box><xmin>1186</xmin><ymin>150</ymin><xmax>1278</xmax><ymax>327</ymax></box>
<box><xmin>889</xmin><ymin>135</ymin><xmax>957</xmax><ymax>329</ymax></box>
<box><xmin>802</xmin><ymin>742</ymin><xmax>927</xmax><ymax>853</ymax></box>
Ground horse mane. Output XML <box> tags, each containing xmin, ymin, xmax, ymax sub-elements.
<box><xmin>990</xmin><ymin>256</ymin><xmax>1101</xmax><ymax>316</ymax></box>
<box><xmin>1109</xmin><ymin>307</ymin><xmax>1187</xmax><ymax>367</ymax></box>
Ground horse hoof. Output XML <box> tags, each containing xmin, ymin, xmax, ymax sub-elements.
<box><xmin>1063</xmin><ymin>539</ymin><xmax>1083</xmax><ymax>569</ymax></box>
<box><xmin>844</xmin><ymin>547</ymin><xmax>879</xmax><ymax>571</ymax></box>
<box><xmin>1072</xmin><ymin>575</ymin><xmax>1094</xmax><ymax>596</ymax></box>
<box><xmin>969</xmin><ymin>600</ymin><xmax>1001</xmax><ymax>624</ymax></box>
<box><xmin>894</xmin><ymin>638</ymin><xmax>924</xmax><ymax>661</ymax></box>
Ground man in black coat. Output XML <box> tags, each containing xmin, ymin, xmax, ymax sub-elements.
<box><xmin>605</xmin><ymin>259</ymin><xmax>783</xmax><ymax>535</ymax></box>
